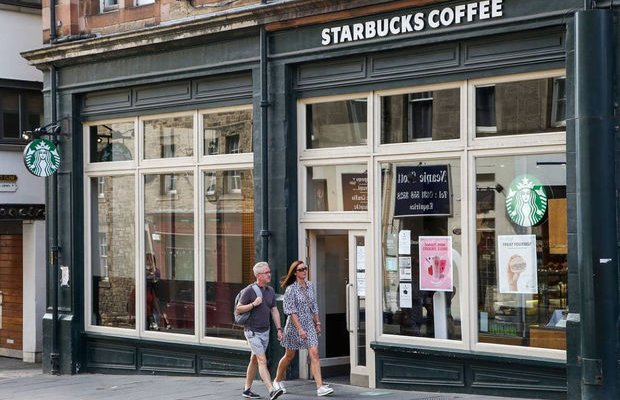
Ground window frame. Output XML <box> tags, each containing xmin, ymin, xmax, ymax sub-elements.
<box><xmin>467</xmin><ymin>145</ymin><xmax>567</xmax><ymax>361</ymax></box>
<box><xmin>0</xmin><ymin>87</ymin><xmax>43</xmax><ymax>144</ymax></box>
<box><xmin>468</xmin><ymin>69</ymin><xmax>567</xmax><ymax>149</ymax></box>
<box><xmin>84</xmin><ymin>106</ymin><xmax>253</xmax><ymax>351</ymax></box>
<box><xmin>297</xmin><ymin>69</ymin><xmax>567</xmax><ymax>362</ymax></box>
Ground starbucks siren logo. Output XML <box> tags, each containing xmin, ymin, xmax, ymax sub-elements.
<box><xmin>505</xmin><ymin>175</ymin><xmax>547</xmax><ymax>227</ymax></box>
<box><xmin>23</xmin><ymin>139</ymin><xmax>61</xmax><ymax>177</ymax></box>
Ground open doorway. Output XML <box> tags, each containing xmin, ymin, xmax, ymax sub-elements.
<box><xmin>303</xmin><ymin>229</ymin><xmax>368</xmax><ymax>387</ymax></box>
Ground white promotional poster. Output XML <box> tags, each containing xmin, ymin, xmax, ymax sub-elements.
<box><xmin>497</xmin><ymin>235</ymin><xmax>538</xmax><ymax>294</ymax></box>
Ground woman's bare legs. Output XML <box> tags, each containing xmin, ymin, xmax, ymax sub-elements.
<box><xmin>308</xmin><ymin>345</ymin><xmax>323</xmax><ymax>388</ymax></box>
<box><xmin>275</xmin><ymin>348</ymin><xmax>296</xmax><ymax>382</ymax></box>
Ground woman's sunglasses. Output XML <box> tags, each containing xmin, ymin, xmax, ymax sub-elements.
<box><xmin>296</xmin><ymin>267</ymin><xmax>307</xmax><ymax>272</ymax></box>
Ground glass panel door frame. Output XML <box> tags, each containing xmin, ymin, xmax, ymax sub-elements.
<box><xmin>298</xmin><ymin>223</ymin><xmax>373</xmax><ymax>385</ymax></box>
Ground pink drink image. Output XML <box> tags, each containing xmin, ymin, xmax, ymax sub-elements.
<box><xmin>427</xmin><ymin>256</ymin><xmax>447</xmax><ymax>284</ymax></box>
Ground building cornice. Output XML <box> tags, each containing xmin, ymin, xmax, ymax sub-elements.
<box><xmin>21</xmin><ymin>0</ymin><xmax>441</xmax><ymax>68</ymax></box>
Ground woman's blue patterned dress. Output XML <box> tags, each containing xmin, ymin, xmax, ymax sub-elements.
<box><xmin>281</xmin><ymin>280</ymin><xmax>319</xmax><ymax>349</ymax></box>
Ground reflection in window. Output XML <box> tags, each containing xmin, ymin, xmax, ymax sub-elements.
<box><xmin>143</xmin><ymin>116</ymin><xmax>193</xmax><ymax>159</ymax></box>
<box><xmin>144</xmin><ymin>173</ymin><xmax>195</xmax><ymax>333</ymax></box>
<box><xmin>100</xmin><ymin>0</ymin><xmax>118</xmax><ymax>12</ymax></box>
<box><xmin>307</xmin><ymin>164</ymin><xmax>367</xmax><ymax>212</ymax></box>
<box><xmin>90</xmin><ymin>176</ymin><xmax>135</xmax><ymax>329</ymax></box>
<box><xmin>381</xmin><ymin>88</ymin><xmax>460</xmax><ymax>143</ymax></box>
<box><xmin>475</xmin><ymin>77</ymin><xmax>566</xmax><ymax>137</ymax></box>
<box><xmin>90</xmin><ymin>122</ymin><xmax>135</xmax><ymax>162</ymax></box>
<box><xmin>380</xmin><ymin>160</ymin><xmax>462</xmax><ymax>340</ymax></box>
<box><xmin>203</xmin><ymin>109</ymin><xmax>252</xmax><ymax>156</ymax></box>
<box><xmin>306</xmin><ymin>99</ymin><xmax>367</xmax><ymax>149</ymax></box>
<box><xmin>204</xmin><ymin>169</ymin><xmax>254</xmax><ymax>340</ymax></box>
<box><xmin>476</xmin><ymin>154</ymin><xmax>567</xmax><ymax>350</ymax></box>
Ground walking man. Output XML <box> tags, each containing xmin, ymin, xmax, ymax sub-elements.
<box><xmin>237</xmin><ymin>261</ymin><xmax>284</xmax><ymax>400</ymax></box>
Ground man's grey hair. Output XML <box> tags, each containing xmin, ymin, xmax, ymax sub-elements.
<box><xmin>253</xmin><ymin>261</ymin><xmax>269</xmax><ymax>277</ymax></box>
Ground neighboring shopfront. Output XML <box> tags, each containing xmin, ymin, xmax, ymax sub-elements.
<box><xmin>21</xmin><ymin>0</ymin><xmax>619</xmax><ymax>398</ymax></box>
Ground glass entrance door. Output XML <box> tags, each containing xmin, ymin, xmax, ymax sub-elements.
<box><xmin>304</xmin><ymin>229</ymin><xmax>368</xmax><ymax>386</ymax></box>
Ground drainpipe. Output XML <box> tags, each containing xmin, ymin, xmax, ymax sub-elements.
<box><xmin>575</xmin><ymin>7</ymin><xmax>618</xmax><ymax>399</ymax></box>
<box><xmin>48</xmin><ymin>64</ymin><xmax>60</xmax><ymax>375</ymax></box>
<box><xmin>50</xmin><ymin>0</ymin><xmax>57</xmax><ymax>42</ymax></box>
<box><xmin>259</xmin><ymin>6</ymin><xmax>270</xmax><ymax>261</ymax></box>
<box><xmin>49</xmin><ymin>63</ymin><xmax>60</xmax><ymax>376</ymax></box>
<box><xmin>49</xmin><ymin>0</ymin><xmax>60</xmax><ymax>375</ymax></box>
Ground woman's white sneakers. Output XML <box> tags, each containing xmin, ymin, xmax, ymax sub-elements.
<box><xmin>273</xmin><ymin>381</ymin><xmax>287</xmax><ymax>394</ymax></box>
<box><xmin>317</xmin><ymin>385</ymin><xmax>334</xmax><ymax>396</ymax></box>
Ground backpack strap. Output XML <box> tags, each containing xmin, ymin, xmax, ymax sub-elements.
<box><xmin>252</xmin><ymin>284</ymin><xmax>262</xmax><ymax>299</ymax></box>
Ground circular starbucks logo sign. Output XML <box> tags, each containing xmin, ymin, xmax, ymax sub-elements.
<box><xmin>505</xmin><ymin>175</ymin><xmax>547</xmax><ymax>227</ymax></box>
<box><xmin>23</xmin><ymin>139</ymin><xmax>61</xmax><ymax>177</ymax></box>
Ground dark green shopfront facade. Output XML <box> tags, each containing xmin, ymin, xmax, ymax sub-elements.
<box><xmin>23</xmin><ymin>1</ymin><xmax>620</xmax><ymax>398</ymax></box>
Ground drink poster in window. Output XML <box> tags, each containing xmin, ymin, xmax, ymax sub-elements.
<box><xmin>419</xmin><ymin>236</ymin><xmax>453</xmax><ymax>291</ymax></box>
<box><xmin>394</xmin><ymin>165</ymin><xmax>451</xmax><ymax>217</ymax></box>
<box><xmin>341</xmin><ymin>173</ymin><xmax>367</xmax><ymax>211</ymax></box>
<box><xmin>497</xmin><ymin>235</ymin><xmax>538</xmax><ymax>294</ymax></box>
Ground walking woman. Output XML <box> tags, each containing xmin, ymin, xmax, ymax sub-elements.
<box><xmin>273</xmin><ymin>260</ymin><xmax>334</xmax><ymax>397</ymax></box>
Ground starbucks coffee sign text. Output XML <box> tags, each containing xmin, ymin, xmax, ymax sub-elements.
<box><xmin>321</xmin><ymin>0</ymin><xmax>503</xmax><ymax>46</ymax></box>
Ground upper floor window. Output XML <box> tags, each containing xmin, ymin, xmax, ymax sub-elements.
<box><xmin>0</xmin><ymin>88</ymin><xmax>42</xmax><ymax>144</ymax></box>
<box><xmin>100</xmin><ymin>0</ymin><xmax>118</xmax><ymax>12</ymax></box>
<box><xmin>0</xmin><ymin>0</ymin><xmax>41</xmax><ymax>8</ymax></box>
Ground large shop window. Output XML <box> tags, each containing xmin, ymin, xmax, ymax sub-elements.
<box><xmin>144</xmin><ymin>172</ymin><xmax>195</xmax><ymax>333</ymax></box>
<box><xmin>476</xmin><ymin>153</ymin><xmax>567</xmax><ymax>350</ymax></box>
<box><xmin>90</xmin><ymin>175</ymin><xmax>135</xmax><ymax>329</ymax></box>
<box><xmin>381</xmin><ymin>159</ymin><xmax>462</xmax><ymax>340</ymax></box>
<box><xmin>86</xmin><ymin>106</ymin><xmax>254</xmax><ymax>343</ymax></box>
<box><xmin>204</xmin><ymin>169</ymin><xmax>255</xmax><ymax>340</ymax></box>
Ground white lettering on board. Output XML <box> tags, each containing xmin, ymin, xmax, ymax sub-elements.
<box><xmin>320</xmin><ymin>0</ymin><xmax>504</xmax><ymax>46</ymax></box>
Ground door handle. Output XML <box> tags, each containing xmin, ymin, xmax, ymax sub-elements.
<box><xmin>345</xmin><ymin>283</ymin><xmax>354</xmax><ymax>333</ymax></box>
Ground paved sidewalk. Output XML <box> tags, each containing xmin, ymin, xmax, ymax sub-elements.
<box><xmin>0</xmin><ymin>357</ymin><xmax>543</xmax><ymax>400</ymax></box>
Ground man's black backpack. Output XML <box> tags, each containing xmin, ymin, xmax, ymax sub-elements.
<box><xmin>233</xmin><ymin>284</ymin><xmax>262</xmax><ymax>326</ymax></box>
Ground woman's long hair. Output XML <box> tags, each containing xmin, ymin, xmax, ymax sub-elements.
<box><xmin>280</xmin><ymin>260</ymin><xmax>305</xmax><ymax>289</ymax></box>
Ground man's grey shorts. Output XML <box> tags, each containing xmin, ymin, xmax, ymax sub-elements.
<box><xmin>244</xmin><ymin>329</ymin><xmax>270</xmax><ymax>355</ymax></box>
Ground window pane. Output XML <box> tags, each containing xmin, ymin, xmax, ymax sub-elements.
<box><xmin>204</xmin><ymin>169</ymin><xmax>255</xmax><ymax>340</ymax></box>
<box><xmin>475</xmin><ymin>77</ymin><xmax>566</xmax><ymax>137</ymax></box>
<box><xmin>381</xmin><ymin>159</ymin><xmax>462</xmax><ymax>340</ymax></box>
<box><xmin>0</xmin><ymin>89</ymin><xmax>20</xmax><ymax>139</ymax></box>
<box><xmin>476</xmin><ymin>154</ymin><xmax>567</xmax><ymax>350</ymax></box>
<box><xmin>306</xmin><ymin>99</ymin><xmax>367</xmax><ymax>149</ymax></box>
<box><xmin>143</xmin><ymin>115</ymin><xmax>193</xmax><ymax>159</ymax></box>
<box><xmin>307</xmin><ymin>164</ymin><xmax>367</xmax><ymax>212</ymax></box>
<box><xmin>24</xmin><ymin>92</ymin><xmax>43</xmax><ymax>133</ymax></box>
<box><xmin>203</xmin><ymin>109</ymin><xmax>252</xmax><ymax>155</ymax></box>
<box><xmin>90</xmin><ymin>176</ymin><xmax>135</xmax><ymax>329</ymax></box>
<box><xmin>90</xmin><ymin>122</ymin><xmax>135</xmax><ymax>162</ymax></box>
<box><xmin>144</xmin><ymin>172</ymin><xmax>195</xmax><ymax>333</ymax></box>
<box><xmin>381</xmin><ymin>88</ymin><xmax>460</xmax><ymax>143</ymax></box>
